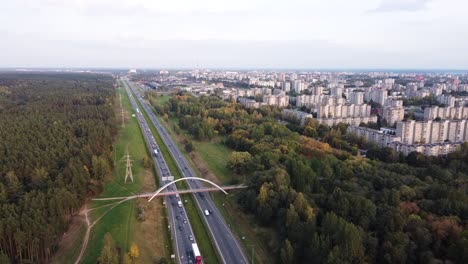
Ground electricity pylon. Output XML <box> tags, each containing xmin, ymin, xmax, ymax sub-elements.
<box><xmin>123</xmin><ymin>146</ymin><xmax>133</xmax><ymax>183</ymax></box>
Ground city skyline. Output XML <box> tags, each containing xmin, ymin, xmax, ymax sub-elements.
<box><xmin>1</xmin><ymin>0</ymin><xmax>468</xmax><ymax>69</ymax></box>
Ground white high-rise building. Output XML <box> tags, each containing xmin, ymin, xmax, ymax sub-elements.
<box><xmin>382</xmin><ymin>99</ymin><xmax>404</xmax><ymax>126</ymax></box>
<box><xmin>263</xmin><ymin>94</ymin><xmax>290</xmax><ymax>107</ymax></box>
<box><xmin>310</xmin><ymin>86</ymin><xmax>324</xmax><ymax>96</ymax></box>
<box><xmin>383</xmin><ymin>107</ymin><xmax>404</xmax><ymax>126</ymax></box>
<box><xmin>282</xmin><ymin>82</ymin><xmax>291</xmax><ymax>92</ymax></box>
<box><xmin>437</xmin><ymin>94</ymin><xmax>457</xmax><ymax>107</ymax></box>
<box><xmin>331</xmin><ymin>86</ymin><xmax>344</xmax><ymax>96</ymax></box>
<box><xmin>317</xmin><ymin>103</ymin><xmax>371</xmax><ymax>119</ymax></box>
<box><xmin>350</xmin><ymin>92</ymin><xmax>364</xmax><ymax>105</ymax></box>
<box><xmin>424</xmin><ymin>106</ymin><xmax>468</xmax><ymax>120</ymax></box>
<box><xmin>293</xmin><ymin>80</ymin><xmax>304</xmax><ymax>93</ymax></box>
<box><xmin>396</xmin><ymin>120</ymin><xmax>468</xmax><ymax>144</ymax></box>
<box><xmin>347</xmin><ymin>126</ymin><xmax>464</xmax><ymax>156</ymax></box>
<box><xmin>365</xmin><ymin>89</ymin><xmax>387</xmax><ymax>105</ymax></box>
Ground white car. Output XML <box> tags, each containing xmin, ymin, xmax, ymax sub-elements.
<box><xmin>204</xmin><ymin>210</ymin><xmax>210</xmax><ymax>216</ymax></box>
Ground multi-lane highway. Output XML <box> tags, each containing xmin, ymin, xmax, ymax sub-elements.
<box><xmin>121</xmin><ymin>79</ymin><xmax>198</xmax><ymax>264</ymax></box>
<box><xmin>126</xmin><ymin>79</ymin><xmax>249</xmax><ymax>264</ymax></box>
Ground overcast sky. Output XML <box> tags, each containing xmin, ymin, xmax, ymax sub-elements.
<box><xmin>1</xmin><ymin>0</ymin><xmax>467</xmax><ymax>69</ymax></box>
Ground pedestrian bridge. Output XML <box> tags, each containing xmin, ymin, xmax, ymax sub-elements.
<box><xmin>92</xmin><ymin>177</ymin><xmax>246</xmax><ymax>202</ymax></box>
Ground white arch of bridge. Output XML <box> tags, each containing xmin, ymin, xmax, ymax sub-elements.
<box><xmin>148</xmin><ymin>177</ymin><xmax>228</xmax><ymax>202</ymax></box>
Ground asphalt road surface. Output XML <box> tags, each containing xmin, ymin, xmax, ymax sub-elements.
<box><xmin>127</xmin><ymin>79</ymin><xmax>249</xmax><ymax>264</ymax></box>
<box><xmin>122</xmin><ymin>79</ymin><xmax>198</xmax><ymax>264</ymax></box>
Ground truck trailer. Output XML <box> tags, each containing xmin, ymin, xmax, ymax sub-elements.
<box><xmin>192</xmin><ymin>243</ymin><xmax>202</xmax><ymax>264</ymax></box>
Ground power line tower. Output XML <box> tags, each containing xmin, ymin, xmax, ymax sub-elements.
<box><xmin>120</xmin><ymin>93</ymin><xmax>125</xmax><ymax>127</ymax></box>
<box><xmin>123</xmin><ymin>146</ymin><xmax>133</xmax><ymax>183</ymax></box>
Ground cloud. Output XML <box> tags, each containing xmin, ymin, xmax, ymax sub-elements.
<box><xmin>1</xmin><ymin>0</ymin><xmax>467</xmax><ymax>69</ymax></box>
<box><xmin>2</xmin><ymin>34</ymin><xmax>467</xmax><ymax>69</ymax></box>
<box><xmin>371</xmin><ymin>0</ymin><xmax>432</xmax><ymax>12</ymax></box>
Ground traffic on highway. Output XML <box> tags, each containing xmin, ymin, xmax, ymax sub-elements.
<box><xmin>122</xmin><ymin>79</ymin><xmax>201</xmax><ymax>264</ymax></box>
<box><xmin>127</xmin><ymin>79</ymin><xmax>249</xmax><ymax>264</ymax></box>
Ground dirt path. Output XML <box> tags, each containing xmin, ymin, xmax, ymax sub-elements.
<box><xmin>50</xmin><ymin>215</ymin><xmax>86</xmax><ymax>264</ymax></box>
<box><xmin>74</xmin><ymin>199</ymin><xmax>132</xmax><ymax>264</ymax></box>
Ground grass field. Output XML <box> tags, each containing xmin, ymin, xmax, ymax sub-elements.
<box><xmin>132</xmin><ymin>89</ymin><xmax>220</xmax><ymax>264</ymax></box>
<box><xmin>150</xmin><ymin>95</ymin><xmax>276</xmax><ymax>264</ymax></box>
<box><xmin>79</xmin><ymin>85</ymin><xmax>168</xmax><ymax>264</ymax></box>
<box><xmin>152</xmin><ymin>93</ymin><xmax>172</xmax><ymax>104</ymax></box>
<box><xmin>192</xmin><ymin>139</ymin><xmax>233</xmax><ymax>184</ymax></box>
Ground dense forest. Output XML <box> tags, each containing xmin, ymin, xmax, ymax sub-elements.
<box><xmin>0</xmin><ymin>73</ymin><xmax>117</xmax><ymax>263</ymax></box>
<box><xmin>151</xmin><ymin>92</ymin><xmax>468</xmax><ymax>264</ymax></box>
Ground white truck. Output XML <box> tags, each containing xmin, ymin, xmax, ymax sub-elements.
<box><xmin>177</xmin><ymin>200</ymin><xmax>182</xmax><ymax>208</ymax></box>
<box><xmin>192</xmin><ymin>243</ymin><xmax>202</xmax><ymax>264</ymax></box>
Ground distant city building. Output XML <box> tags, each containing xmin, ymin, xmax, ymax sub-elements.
<box><xmin>347</xmin><ymin>125</ymin><xmax>464</xmax><ymax>156</ymax></box>
<box><xmin>396</xmin><ymin>120</ymin><xmax>468</xmax><ymax>144</ymax></box>
<box><xmin>347</xmin><ymin>126</ymin><xmax>401</xmax><ymax>148</ymax></box>
<box><xmin>296</xmin><ymin>94</ymin><xmax>325</xmax><ymax>108</ymax></box>
<box><xmin>383</xmin><ymin>107</ymin><xmax>404</xmax><ymax>126</ymax></box>
<box><xmin>391</xmin><ymin>141</ymin><xmax>462</xmax><ymax>156</ymax></box>
<box><xmin>424</xmin><ymin>106</ymin><xmax>468</xmax><ymax>120</ymax></box>
<box><xmin>317</xmin><ymin>103</ymin><xmax>371</xmax><ymax>119</ymax></box>
<box><xmin>382</xmin><ymin>99</ymin><xmax>404</xmax><ymax>126</ymax></box>
<box><xmin>349</xmin><ymin>91</ymin><xmax>364</xmax><ymax>105</ymax></box>
<box><xmin>310</xmin><ymin>86</ymin><xmax>324</xmax><ymax>96</ymax></box>
<box><xmin>365</xmin><ymin>89</ymin><xmax>387</xmax><ymax>105</ymax></box>
<box><xmin>437</xmin><ymin>94</ymin><xmax>456</xmax><ymax>107</ymax></box>
<box><xmin>238</xmin><ymin>97</ymin><xmax>262</xmax><ymax>108</ymax></box>
<box><xmin>282</xmin><ymin>109</ymin><xmax>313</xmax><ymax>125</ymax></box>
<box><xmin>263</xmin><ymin>94</ymin><xmax>289</xmax><ymax>107</ymax></box>
<box><xmin>282</xmin><ymin>81</ymin><xmax>291</xmax><ymax>92</ymax></box>
<box><xmin>292</xmin><ymin>80</ymin><xmax>305</xmax><ymax>93</ymax></box>
<box><xmin>317</xmin><ymin>116</ymin><xmax>377</xmax><ymax>126</ymax></box>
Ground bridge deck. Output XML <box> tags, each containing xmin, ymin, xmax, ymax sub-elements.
<box><xmin>92</xmin><ymin>185</ymin><xmax>247</xmax><ymax>201</ymax></box>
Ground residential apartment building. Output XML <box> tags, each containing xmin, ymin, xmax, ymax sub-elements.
<box><xmin>424</xmin><ymin>106</ymin><xmax>468</xmax><ymax>120</ymax></box>
<box><xmin>310</xmin><ymin>86</ymin><xmax>324</xmax><ymax>96</ymax></box>
<box><xmin>317</xmin><ymin>103</ymin><xmax>371</xmax><ymax>119</ymax></box>
<box><xmin>349</xmin><ymin>91</ymin><xmax>364</xmax><ymax>105</ymax></box>
<box><xmin>390</xmin><ymin>141</ymin><xmax>462</xmax><ymax>156</ymax></box>
<box><xmin>347</xmin><ymin>126</ymin><xmax>401</xmax><ymax>147</ymax></box>
<box><xmin>382</xmin><ymin>99</ymin><xmax>404</xmax><ymax>126</ymax></box>
<box><xmin>296</xmin><ymin>94</ymin><xmax>326</xmax><ymax>108</ymax></box>
<box><xmin>318</xmin><ymin>116</ymin><xmax>377</xmax><ymax>126</ymax></box>
<box><xmin>396</xmin><ymin>120</ymin><xmax>468</xmax><ymax>144</ymax></box>
<box><xmin>282</xmin><ymin>109</ymin><xmax>313</xmax><ymax>125</ymax></box>
<box><xmin>347</xmin><ymin>125</ymin><xmax>464</xmax><ymax>156</ymax></box>
<box><xmin>263</xmin><ymin>94</ymin><xmax>289</xmax><ymax>107</ymax></box>
<box><xmin>365</xmin><ymin>89</ymin><xmax>387</xmax><ymax>105</ymax></box>
<box><xmin>238</xmin><ymin>97</ymin><xmax>263</xmax><ymax>108</ymax></box>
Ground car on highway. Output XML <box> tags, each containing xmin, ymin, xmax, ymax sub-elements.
<box><xmin>189</xmin><ymin>235</ymin><xmax>194</xmax><ymax>241</ymax></box>
<box><xmin>204</xmin><ymin>210</ymin><xmax>210</xmax><ymax>216</ymax></box>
